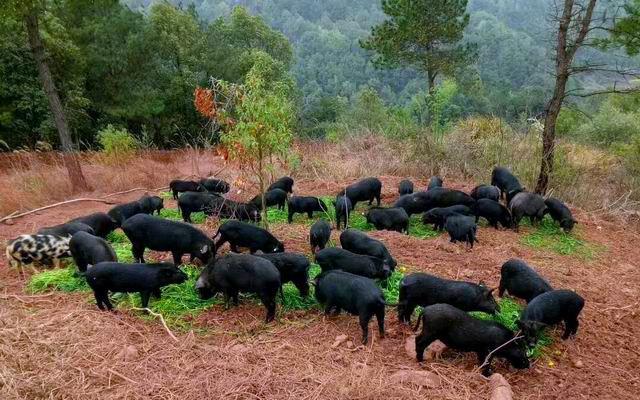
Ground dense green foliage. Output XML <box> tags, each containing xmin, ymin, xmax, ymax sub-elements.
<box><xmin>361</xmin><ymin>0</ymin><xmax>475</xmax><ymax>94</ymax></box>
<box><xmin>1</xmin><ymin>0</ymin><xmax>637</xmax><ymax>150</ymax></box>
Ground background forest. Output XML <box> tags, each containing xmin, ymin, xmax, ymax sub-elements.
<box><xmin>1</xmin><ymin>0</ymin><xmax>638</xmax><ymax>154</ymax></box>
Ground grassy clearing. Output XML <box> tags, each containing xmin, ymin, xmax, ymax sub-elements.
<box><xmin>471</xmin><ymin>298</ymin><xmax>552</xmax><ymax>359</ymax></box>
<box><xmin>114</xmin><ymin>265</ymin><xmax>219</xmax><ymax>330</ymax></box>
<box><xmin>266</xmin><ymin>196</ymin><xmax>439</xmax><ymax>240</ymax></box>
<box><xmin>159</xmin><ymin>207</ymin><xmax>206</xmax><ymax>224</ymax></box>
<box><xmin>27</xmin><ymin>264</ymin><xmax>90</xmax><ymax>293</ymax></box>
<box><xmin>521</xmin><ymin>218</ymin><xmax>600</xmax><ymax>260</ymax></box>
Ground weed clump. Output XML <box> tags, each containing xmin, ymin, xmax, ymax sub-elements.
<box><xmin>159</xmin><ymin>208</ymin><xmax>206</xmax><ymax>224</ymax></box>
<box><xmin>521</xmin><ymin>218</ymin><xmax>600</xmax><ymax>260</ymax></box>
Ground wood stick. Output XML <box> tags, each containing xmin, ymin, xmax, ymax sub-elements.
<box><xmin>131</xmin><ymin>307</ymin><xmax>179</xmax><ymax>343</ymax></box>
<box><xmin>0</xmin><ymin>198</ymin><xmax>117</xmax><ymax>223</ymax></box>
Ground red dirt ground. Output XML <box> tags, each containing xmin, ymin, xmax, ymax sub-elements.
<box><xmin>1</xmin><ymin>165</ymin><xmax>639</xmax><ymax>399</ymax></box>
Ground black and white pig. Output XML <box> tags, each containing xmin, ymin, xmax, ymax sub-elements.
<box><xmin>499</xmin><ymin>258</ymin><xmax>552</xmax><ymax>303</ymax></box>
<box><xmin>213</xmin><ymin>220</ymin><xmax>284</xmax><ymax>254</ymax></box>
<box><xmin>415</xmin><ymin>304</ymin><xmax>530</xmax><ymax>376</ymax></box>
<box><xmin>5</xmin><ymin>234</ymin><xmax>71</xmax><ymax>269</ymax></box>
<box><xmin>315</xmin><ymin>270</ymin><xmax>385</xmax><ymax>344</ymax></box>
<box><xmin>69</xmin><ymin>231</ymin><xmax>117</xmax><ymax>274</ymax></box>
<box><xmin>195</xmin><ymin>254</ymin><xmax>281</xmax><ymax>322</ymax></box>
<box><xmin>122</xmin><ymin>214</ymin><xmax>215</xmax><ymax>265</ymax></box>
<box><xmin>86</xmin><ymin>262</ymin><xmax>187</xmax><ymax>310</ymax></box>
<box><xmin>397</xmin><ymin>272</ymin><xmax>499</xmax><ymax>323</ymax></box>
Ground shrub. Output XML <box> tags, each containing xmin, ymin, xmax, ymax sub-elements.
<box><xmin>97</xmin><ymin>125</ymin><xmax>137</xmax><ymax>163</ymax></box>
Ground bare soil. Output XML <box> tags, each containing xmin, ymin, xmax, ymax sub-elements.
<box><xmin>1</xmin><ymin>161</ymin><xmax>639</xmax><ymax>399</ymax></box>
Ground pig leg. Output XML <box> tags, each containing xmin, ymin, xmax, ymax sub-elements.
<box><xmin>263</xmin><ymin>297</ymin><xmax>276</xmax><ymax>323</ymax></box>
<box><xmin>324</xmin><ymin>304</ymin><xmax>334</xmax><ymax>315</ymax></box>
<box><xmin>181</xmin><ymin>210</ymin><xmax>192</xmax><ymax>223</ymax></box>
<box><xmin>231</xmin><ymin>290</ymin><xmax>239</xmax><ymax>306</ymax></box>
<box><xmin>498</xmin><ymin>280</ymin><xmax>506</xmax><ymax>297</ymax></box>
<box><xmin>172</xmin><ymin>252</ymin><xmax>183</xmax><ymax>266</ymax></box>
<box><xmin>100</xmin><ymin>292</ymin><xmax>114</xmax><ymax>311</ymax></box>
<box><xmin>307</xmin><ymin>211</ymin><xmax>313</xmax><ymax>219</ymax></box>
<box><xmin>359</xmin><ymin>313</ymin><xmax>371</xmax><ymax>344</ymax></box>
<box><xmin>93</xmin><ymin>290</ymin><xmax>106</xmax><ymax>310</ymax></box>
<box><xmin>375</xmin><ymin>193</ymin><xmax>381</xmax><ymax>206</ymax></box>
<box><xmin>131</xmin><ymin>243</ymin><xmax>145</xmax><ymax>263</ymax></box>
<box><xmin>563</xmin><ymin>318</ymin><xmax>579</xmax><ymax>339</ymax></box>
<box><xmin>415</xmin><ymin>333</ymin><xmax>435</xmax><ymax>362</ymax></box>
<box><xmin>287</xmin><ymin>211</ymin><xmax>294</xmax><ymax>224</ymax></box>
<box><xmin>376</xmin><ymin>307</ymin><xmax>385</xmax><ymax>339</ymax></box>
<box><xmin>153</xmin><ymin>288</ymin><xmax>162</xmax><ymax>299</ymax></box>
<box><xmin>140</xmin><ymin>291</ymin><xmax>151</xmax><ymax>308</ymax></box>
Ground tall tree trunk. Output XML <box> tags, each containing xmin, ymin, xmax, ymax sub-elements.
<box><xmin>427</xmin><ymin>69</ymin><xmax>437</xmax><ymax>95</ymax></box>
<box><xmin>24</xmin><ymin>11</ymin><xmax>90</xmax><ymax>191</ymax></box>
<box><xmin>535</xmin><ymin>0</ymin><xmax>597</xmax><ymax>194</ymax></box>
<box><xmin>535</xmin><ymin>76</ymin><xmax>568</xmax><ymax>194</ymax></box>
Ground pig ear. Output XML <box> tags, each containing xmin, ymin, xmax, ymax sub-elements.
<box><xmin>201</xmin><ymin>245</ymin><xmax>209</xmax><ymax>254</ymax></box>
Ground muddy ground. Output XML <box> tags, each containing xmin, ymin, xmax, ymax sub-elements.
<box><xmin>1</xmin><ymin>163</ymin><xmax>639</xmax><ymax>399</ymax></box>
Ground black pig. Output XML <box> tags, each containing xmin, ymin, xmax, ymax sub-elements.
<box><xmin>472</xmin><ymin>199</ymin><xmax>512</xmax><ymax>229</ymax></box>
<box><xmin>338</xmin><ymin>177</ymin><xmax>382</xmax><ymax>207</ymax></box>
<box><xmin>544</xmin><ymin>197</ymin><xmax>577</xmax><ymax>232</ymax></box>
<box><xmin>334</xmin><ymin>195</ymin><xmax>353</xmax><ymax>230</ymax></box>
<box><xmin>499</xmin><ymin>259</ymin><xmax>552</xmax><ymax>302</ymax></box>
<box><xmin>287</xmin><ymin>196</ymin><xmax>328</xmax><ymax>223</ymax></box>
<box><xmin>169</xmin><ymin>180</ymin><xmax>204</xmax><ymax>200</ymax></box>
<box><xmin>422</xmin><ymin>205</ymin><xmax>473</xmax><ymax>231</ymax></box>
<box><xmin>69</xmin><ymin>231</ymin><xmax>117</xmax><ymax>273</ymax></box>
<box><xmin>315</xmin><ymin>270</ymin><xmax>385</xmax><ymax>344</ymax></box>
<box><xmin>508</xmin><ymin>192</ymin><xmax>547</xmax><ymax>230</ymax></box>
<box><xmin>518</xmin><ymin>289</ymin><xmax>585</xmax><ymax>347</ymax></box>
<box><xmin>86</xmin><ymin>262</ymin><xmax>187</xmax><ymax>310</ymax></box>
<box><xmin>257</xmin><ymin>252</ymin><xmax>311</xmax><ymax>297</ymax></box>
<box><xmin>470</xmin><ymin>185</ymin><xmax>500</xmax><ymax>202</ymax></box>
<box><xmin>122</xmin><ymin>214</ymin><xmax>215</xmax><ymax>265</ymax></box>
<box><xmin>398</xmin><ymin>180</ymin><xmax>414</xmax><ymax>195</ymax></box>
<box><xmin>310</xmin><ymin>220</ymin><xmax>331</xmax><ymax>253</ymax></box>
<box><xmin>397</xmin><ymin>272</ymin><xmax>498</xmax><ymax>323</ymax></box>
<box><xmin>213</xmin><ymin>220</ymin><xmax>284</xmax><ymax>254</ymax></box>
<box><xmin>195</xmin><ymin>254</ymin><xmax>281</xmax><ymax>322</ymax></box>
<box><xmin>250</xmin><ymin>188</ymin><xmax>288</xmax><ymax>211</ymax></box>
<box><xmin>69</xmin><ymin>212</ymin><xmax>118</xmax><ymax>238</ymax></box>
<box><xmin>365</xmin><ymin>207</ymin><xmax>409</xmax><ymax>234</ymax></box>
<box><xmin>268</xmin><ymin>176</ymin><xmax>294</xmax><ymax>193</ymax></box>
<box><xmin>315</xmin><ymin>247</ymin><xmax>390</xmax><ymax>282</ymax></box>
<box><xmin>445</xmin><ymin>214</ymin><xmax>478</xmax><ymax>248</ymax></box>
<box><xmin>415</xmin><ymin>304</ymin><xmax>529</xmax><ymax>376</ymax></box>
<box><xmin>339</xmin><ymin>229</ymin><xmax>397</xmax><ymax>271</ymax></box>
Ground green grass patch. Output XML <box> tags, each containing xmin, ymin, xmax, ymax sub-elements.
<box><xmin>115</xmin><ymin>264</ymin><xmax>219</xmax><ymax>330</ymax></box>
<box><xmin>27</xmin><ymin>265</ymin><xmax>90</xmax><ymax>293</ymax></box>
<box><xmin>380</xmin><ymin>269</ymin><xmax>404</xmax><ymax>304</ymax></box>
<box><xmin>159</xmin><ymin>208</ymin><xmax>206</xmax><ymax>224</ymax></box>
<box><xmin>521</xmin><ymin>218</ymin><xmax>599</xmax><ymax>260</ymax></box>
<box><xmin>470</xmin><ymin>298</ymin><xmax>552</xmax><ymax>359</ymax></box>
<box><xmin>280</xmin><ymin>263</ymin><xmax>322</xmax><ymax>310</ymax></box>
<box><xmin>106</xmin><ymin>230</ymin><xmax>135</xmax><ymax>262</ymax></box>
<box><xmin>160</xmin><ymin>191</ymin><xmax>173</xmax><ymax>200</ymax></box>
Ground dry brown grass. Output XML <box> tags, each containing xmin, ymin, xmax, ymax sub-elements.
<box><xmin>0</xmin><ymin>149</ymin><xmax>225</xmax><ymax>217</ymax></box>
